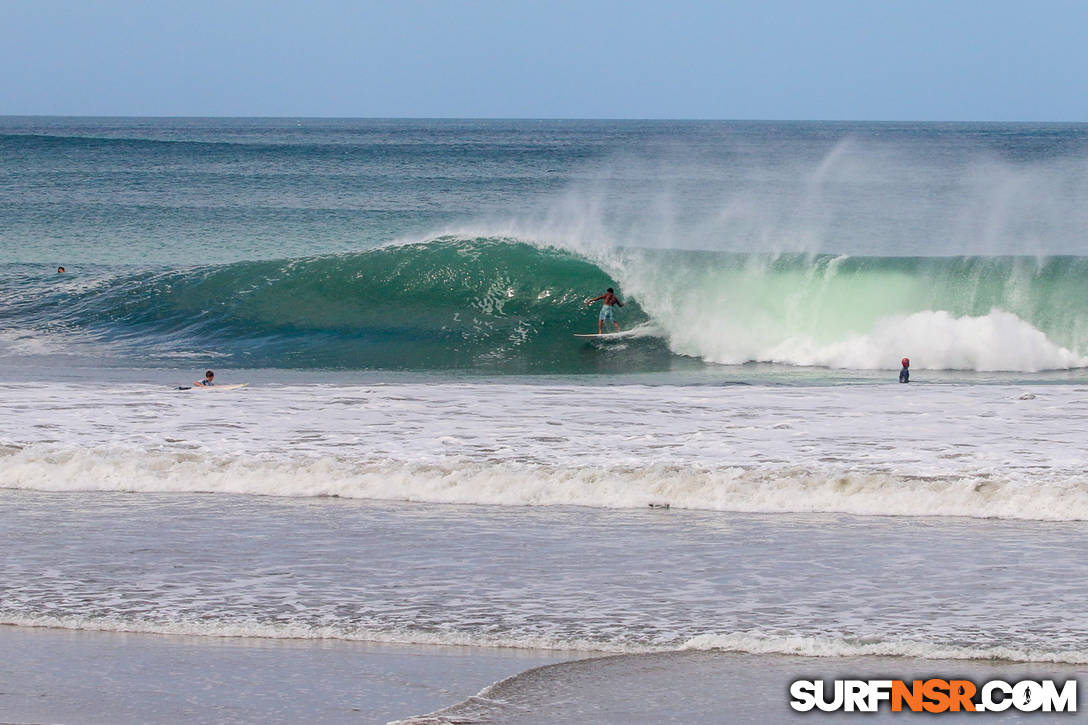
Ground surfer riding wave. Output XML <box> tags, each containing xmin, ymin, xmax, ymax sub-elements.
<box><xmin>586</xmin><ymin>288</ymin><xmax>624</xmax><ymax>334</ymax></box>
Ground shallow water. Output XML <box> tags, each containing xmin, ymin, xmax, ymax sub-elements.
<box><xmin>400</xmin><ymin>651</ymin><xmax>1086</xmax><ymax>724</ymax></box>
<box><xmin>3</xmin><ymin>491</ymin><xmax>1086</xmax><ymax>664</ymax></box>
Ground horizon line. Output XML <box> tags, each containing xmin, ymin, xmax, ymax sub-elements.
<box><xmin>2</xmin><ymin>114</ymin><xmax>1086</xmax><ymax>125</ymax></box>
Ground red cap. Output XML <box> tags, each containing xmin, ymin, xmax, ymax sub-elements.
<box><xmin>901</xmin><ymin>358</ymin><xmax>910</xmax><ymax>367</ymax></box>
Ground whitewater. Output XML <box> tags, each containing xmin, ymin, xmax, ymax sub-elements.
<box><xmin>3</xmin><ymin>380</ymin><xmax>1088</xmax><ymax>520</ymax></box>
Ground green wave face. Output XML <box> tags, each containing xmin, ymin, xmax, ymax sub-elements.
<box><xmin>10</xmin><ymin>237</ymin><xmax>660</xmax><ymax>372</ymax></box>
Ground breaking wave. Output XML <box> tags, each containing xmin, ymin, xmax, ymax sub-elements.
<box><xmin>3</xmin><ymin>236</ymin><xmax>1088</xmax><ymax>372</ymax></box>
<box><xmin>4</xmin><ymin>446</ymin><xmax>1088</xmax><ymax>521</ymax></box>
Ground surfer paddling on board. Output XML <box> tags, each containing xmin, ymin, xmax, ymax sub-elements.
<box><xmin>177</xmin><ymin>371</ymin><xmax>246</xmax><ymax>391</ymax></box>
<box><xmin>585</xmin><ymin>288</ymin><xmax>624</xmax><ymax>334</ymax></box>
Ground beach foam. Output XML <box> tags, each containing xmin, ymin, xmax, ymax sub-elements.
<box><xmin>4</xmin><ymin>446</ymin><xmax>1088</xmax><ymax>521</ymax></box>
<box><xmin>3</xmin><ymin>380</ymin><xmax>1088</xmax><ymax>520</ymax></box>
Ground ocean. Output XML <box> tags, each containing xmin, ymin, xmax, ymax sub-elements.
<box><xmin>2</xmin><ymin>117</ymin><xmax>1087</xmax><ymax>723</ymax></box>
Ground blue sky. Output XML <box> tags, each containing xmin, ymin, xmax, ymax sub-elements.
<box><xmin>2</xmin><ymin>0</ymin><xmax>1086</xmax><ymax>120</ymax></box>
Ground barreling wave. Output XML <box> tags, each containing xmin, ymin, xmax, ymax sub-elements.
<box><xmin>1</xmin><ymin>237</ymin><xmax>661</xmax><ymax>372</ymax></box>
<box><xmin>4</xmin><ymin>235</ymin><xmax>1088</xmax><ymax>372</ymax></box>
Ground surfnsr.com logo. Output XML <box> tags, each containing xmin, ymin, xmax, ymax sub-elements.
<box><xmin>790</xmin><ymin>679</ymin><xmax>1077</xmax><ymax>713</ymax></box>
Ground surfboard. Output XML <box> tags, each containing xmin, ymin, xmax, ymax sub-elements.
<box><xmin>177</xmin><ymin>383</ymin><xmax>248</xmax><ymax>391</ymax></box>
<box><xmin>574</xmin><ymin>324</ymin><xmax>658</xmax><ymax>341</ymax></box>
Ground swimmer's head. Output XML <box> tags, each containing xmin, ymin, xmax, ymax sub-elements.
<box><xmin>901</xmin><ymin>358</ymin><xmax>910</xmax><ymax>368</ymax></box>
<box><xmin>607</xmin><ymin>288</ymin><xmax>614</xmax><ymax>293</ymax></box>
<box><xmin>57</xmin><ymin>266</ymin><xmax>65</xmax><ymax>273</ymax></box>
<box><xmin>205</xmin><ymin>370</ymin><xmax>214</xmax><ymax>380</ymax></box>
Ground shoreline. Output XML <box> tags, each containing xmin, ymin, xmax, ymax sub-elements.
<box><xmin>0</xmin><ymin>624</ymin><xmax>581</xmax><ymax>725</ymax></box>
<box><xmin>8</xmin><ymin>624</ymin><xmax>1083</xmax><ymax>725</ymax></box>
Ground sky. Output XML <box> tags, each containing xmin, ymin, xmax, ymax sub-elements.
<box><xmin>1</xmin><ymin>0</ymin><xmax>1087</xmax><ymax>121</ymax></box>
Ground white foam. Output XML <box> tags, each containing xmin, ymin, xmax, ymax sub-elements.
<box><xmin>3</xmin><ymin>381</ymin><xmax>1088</xmax><ymax>520</ymax></box>
<box><xmin>601</xmin><ymin>248</ymin><xmax>1088</xmax><ymax>372</ymax></box>
<box><xmin>683</xmin><ymin>631</ymin><xmax>1088</xmax><ymax>665</ymax></box>
<box><xmin>0</xmin><ymin>612</ymin><xmax>630</xmax><ymax>654</ymax></box>
<box><xmin>3</xmin><ymin>447</ymin><xmax>1088</xmax><ymax>521</ymax></box>
<box><xmin>7</xmin><ymin>612</ymin><xmax>1086</xmax><ymax>666</ymax></box>
<box><xmin>762</xmin><ymin>310</ymin><xmax>1087</xmax><ymax>372</ymax></box>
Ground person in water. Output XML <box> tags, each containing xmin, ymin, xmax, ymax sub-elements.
<box><xmin>899</xmin><ymin>358</ymin><xmax>910</xmax><ymax>383</ymax></box>
<box><xmin>586</xmin><ymin>288</ymin><xmax>624</xmax><ymax>334</ymax></box>
<box><xmin>57</xmin><ymin>266</ymin><xmax>65</xmax><ymax>274</ymax></box>
<box><xmin>195</xmin><ymin>370</ymin><xmax>215</xmax><ymax>386</ymax></box>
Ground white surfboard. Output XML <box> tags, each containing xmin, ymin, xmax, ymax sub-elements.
<box><xmin>573</xmin><ymin>331</ymin><xmax>639</xmax><ymax>339</ymax></box>
<box><xmin>574</xmin><ymin>323</ymin><xmax>660</xmax><ymax>341</ymax></box>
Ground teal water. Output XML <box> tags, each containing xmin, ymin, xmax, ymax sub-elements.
<box><xmin>4</xmin><ymin>118</ymin><xmax>1088</xmax><ymax>376</ymax></box>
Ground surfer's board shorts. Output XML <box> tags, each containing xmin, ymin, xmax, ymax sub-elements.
<box><xmin>599</xmin><ymin>305</ymin><xmax>615</xmax><ymax>322</ymax></box>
